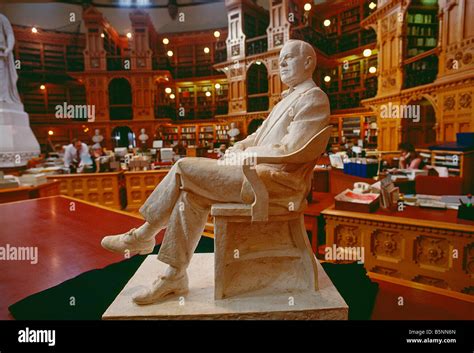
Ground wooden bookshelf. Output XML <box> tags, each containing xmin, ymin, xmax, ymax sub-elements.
<box><xmin>215</xmin><ymin>124</ymin><xmax>230</xmax><ymax>145</ymax></box>
<box><xmin>196</xmin><ymin>85</ymin><xmax>213</xmax><ymax>120</ymax></box>
<box><xmin>341</xmin><ymin>61</ymin><xmax>361</xmax><ymax>91</ymax></box>
<box><xmin>328</xmin><ymin>113</ymin><xmax>377</xmax><ymax>150</ymax></box>
<box><xmin>177</xmin><ymin>86</ymin><xmax>196</xmax><ymax>120</ymax></box>
<box><xmin>340</xmin><ymin>7</ymin><xmax>360</xmax><ymax>34</ymax></box>
<box><xmin>403</xmin><ymin>0</ymin><xmax>439</xmax><ymax>89</ymax></box>
<box><xmin>198</xmin><ymin>125</ymin><xmax>215</xmax><ymax>147</ymax></box>
<box><xmin>362</xmin><ymin>115</ymin><xmax>378</xmax><ymax>148</ymax></box>
<box><xmin>180</xmin><ymin>125</ymin><xmax>198</xmax><ymax>147</ymax></box>
<box><xmin>163</xmin><ymin>126</ymin><xmax>179</xmax><ymax>146</ymax></box>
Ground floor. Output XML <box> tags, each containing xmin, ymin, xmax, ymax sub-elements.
<box><xmin>0</xmin><ymin>196</ymin><xmax>471</xmax><ymax>320</ymax></box>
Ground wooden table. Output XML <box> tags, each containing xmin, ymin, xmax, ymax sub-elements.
<box><xmin>123</xmin><ymin>169</ymin><xmax>169</xmax><ymax>212</ymax></box>
<box><xmin>46</xmin><ymin>172</ymin><xmax>124</xmax><ymax>210</ymax></box>
<box><xmin>322</xmin><ymin>205</ymin><xmax>474</xmax><ymax>301</ymax></box>
<box><xmin>0</xmin><ymin>196</ymin><xmax>152</xmax><ymax>320</ymax></box>
<box><xmin>0</xmin><ymin>181</ymin><xmax>60</xmax><ymax>204</ymax></box>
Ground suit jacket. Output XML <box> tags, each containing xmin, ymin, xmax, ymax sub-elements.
<box><xmin>236</xmin><ymin>78</ymin><xmax>330</xmax><ymax>215</ymax></box>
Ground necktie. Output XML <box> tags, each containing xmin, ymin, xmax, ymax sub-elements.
<box><xmin>76</xmin><ymin>146</ymin><xmax>81</xmax><ymax>164</ymax></box>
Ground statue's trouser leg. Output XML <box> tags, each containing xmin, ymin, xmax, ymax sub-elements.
<box><xmin>139</xmin><ymin>157</ymin><xmax>244</xmax><ymax>269</ymax></box>
<box><xmin>157</xmin><ymin>191</ymin><xmax>211</xmax><ymax>269</ymax></box>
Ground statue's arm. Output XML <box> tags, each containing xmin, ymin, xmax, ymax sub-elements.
<box><xmin>245</xmin><ymin>88</ymin><xmax>330</xmax><ymax>157</ymax></box>
<box><xmin>3</xmin><ymin>17</ymin><xmax>16</xmax><ymax>53</ymax></box>
<box><xmin>232</xmin><ymin>119</ymin><xmax>267</xmax><ymax>151</ymax></box>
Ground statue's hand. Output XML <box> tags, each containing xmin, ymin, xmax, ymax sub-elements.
<box><xmin>227</xmin><ymin>143</ymin><xmax>245</xmax><ymax>153</ymax></box>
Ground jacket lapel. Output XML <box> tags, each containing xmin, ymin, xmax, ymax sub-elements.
<box><xmin>256</xmin><ymin>79</ymin><xmax>317</xmax><ymax>144</ymax></box>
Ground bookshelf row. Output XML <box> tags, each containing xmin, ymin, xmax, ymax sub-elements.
<box><xmin>158</xmin><ymin>82</ymin><xmax>229</xmax><ymax>120</ymax></box>
<box><xmin>160</xmin><ymin>123</ymin><xmax>233</xmax><ymax>148</ymax></box>
<box><xmin>328</xmin><ymin>114</ymin><xmax>378</xmax><ymax>151</ymax></box>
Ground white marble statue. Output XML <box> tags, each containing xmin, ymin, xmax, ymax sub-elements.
<box><xmin>227</xmin><ymin>122</ymin><xmax>240</xmax><ymax>145</ymax></box>
<box><xmin>92</xmin><ymin>129</ymin><xmax>104</xmax><ymax>146</ymax></box>
<box><xmin>0</xmin><ymin>13</ymin><xmax>40</xmax><ymax>167</ymax></box>
<box><xmin>102</xmin><ymin>39</ymin><xmax>330</xmax><ymax>305</ymax></box>
<box><xmin>0</xmin><ymin>13</ymin><xmax>21</xmax><ymax>105</ymax></box>
<box><xmin>138</xmin><ymin>128</ymin><xmax>149</xmax><ymax>145</ymax></box>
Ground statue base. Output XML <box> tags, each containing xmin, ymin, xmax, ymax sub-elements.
<box><xmin>102</xmin><ymin>253</ymin><xmax>348</xmax><ymax>320</ymax></box>
<box><xmin>0</xmin><ymin>103</ymin><xmax>40</xmax><ymax>168</ymax></box>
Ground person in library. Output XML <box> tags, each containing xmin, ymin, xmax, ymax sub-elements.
<box><xmin>63</xmin><ymin>138</ymin><xmax>92</xmax><ymax>173</ymax></box>
<box><xmin>397</xmin><ymin>142</ymin><xmax>424</xmax><ymax>170</ymax></box>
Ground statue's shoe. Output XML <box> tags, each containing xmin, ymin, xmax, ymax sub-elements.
<box><xmin>132</xmin><ymin>274</ymin><xmax>189</xmax><ymax>305</ymax></box>
<box><xmin>101</xmin><ymin>228</ymin><xmax>155</xmax><ymax>255</ymax></box>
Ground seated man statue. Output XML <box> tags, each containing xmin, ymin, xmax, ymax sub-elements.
<box><xmin>102</xmin><ymin>39</ymin><xmax>330</xmax><ymax>305</ymax></box>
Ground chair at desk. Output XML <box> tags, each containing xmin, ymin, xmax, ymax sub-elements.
<box><xmin>211</xmin><ymin>126</ymin><xmax>332</xmax><ymax>299</ymax></box>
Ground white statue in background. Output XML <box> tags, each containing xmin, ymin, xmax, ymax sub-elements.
<box><xmin>227</xmin><ymin>122</ymin><xmax>240</xmax><ymax>145</ymax></box>
<box><xmin>0</xmin><ymin>13</ymin><xmax>21</xmax><ymax>105</ymax></box>
<box><xmin>138</xmin><ymin>128</ymin><xmax>149</xmax><ymax>145</ymax></box>
<box><xmin>0</xmin><ymin>13</ymin><xmax>40</xmax><ymax>168</ymax></box>
<box><xmin>92</xmin><ymin>129</ymin><xmax>104</xmax><ymax>146</ymax></box>
<box><xmin>101</xmin><ymin>40</ymin><xmax>330</xmax><ymax>305</ymax></box>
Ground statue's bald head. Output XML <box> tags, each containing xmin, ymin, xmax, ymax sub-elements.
<box><xmin>279</xmin><ymin>40</ymin><xmax>317</xmax><ymax>87</ymax></box>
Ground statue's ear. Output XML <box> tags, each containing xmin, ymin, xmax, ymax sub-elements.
<box><xmin>304</xmin><ymin>56</ymin><xmax>313</xmax><ymax>70</ymax></box>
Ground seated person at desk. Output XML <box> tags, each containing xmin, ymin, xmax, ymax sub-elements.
<box><xmin>91</xmin><ymin>144</ymin><xmax>109</xmax><ymax>173</ymax></box>
<box><xmin>398</xmin><ymin>142</ymin><xmax>424</xmax><ymax>170</ymax></box>
<box><xmin>64</xmin><ymin>138</ymin><xmax>91</xmax><ymax>173</ymax></box>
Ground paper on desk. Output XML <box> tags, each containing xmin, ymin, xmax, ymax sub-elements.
<box><xmin>335</xmin><ymin>189</ymin><xmax>379</xmax><ymax>204</ymax></box>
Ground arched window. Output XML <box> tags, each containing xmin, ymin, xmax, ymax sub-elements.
<box><xmin>401</xmin><ymin>98</ymin><xmax>436</xmax><ymax>147</ymax></box>
<box><xmin>247</xmin><ymin>63</ymin><xmax>269</xmax><ymax>112</ymax></box>
<box><xmin>111</xmin><ymin>126</ymin><xmax>136</xmax><ymax>148</ymax></box>
<box><xmin>247</xmin><ymin>118</ymin><xmax>264</xmax><ymax>135</ymax></box>
<box><xmin>109</xmin><ymin>78</ymin><xmax>133</xmax><ymax>120</ymax></box>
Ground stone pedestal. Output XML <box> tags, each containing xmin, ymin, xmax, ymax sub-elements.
<box><xmin>0</xmin><ymin>102</ymin><xmax>40</xmax><ymax>168</ymax></box>
<box><xmin>102</xmin><ymin>253</ymin><xmax>348</xmax><ymax>320</ymax></box>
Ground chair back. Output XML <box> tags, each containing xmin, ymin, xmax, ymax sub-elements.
<box><xmin>283</xmin><ymin>125</ymin><xmax>332</xmax><ymax>164</ymax></box>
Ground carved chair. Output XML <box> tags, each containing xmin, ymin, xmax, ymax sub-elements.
<box><xmin>211</xmin><ymin>126</ymin><xmax>332</xmax><ymax>299</ymax></box>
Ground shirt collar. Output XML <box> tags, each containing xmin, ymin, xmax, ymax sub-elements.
<box><xmin>281</xmin><ymin>78</ymin><xmax>316</xmax><ymax>98</ymax></box>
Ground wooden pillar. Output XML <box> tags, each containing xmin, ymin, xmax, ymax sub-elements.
<box><xmin>129</xmin><ymin>11</ymin><xmax>157</xmax><ymax>120</ymax></box>
<box><xmin>82</xmin><ymin>7</ymin><xmax>111</xmax><ymax>121</ymax></box>
<box><xmin>82</xmin><ymin>6</ymin><xmax>107</xmax><ymax>71</ymax></box>
<box><xmin>266</xmin><ymin>0</ymin><xmax>292</xmax><ymax>108</ymax></box>
<box><xmin>225</xmin><ymin>0</ymin><xmax>247</xmax><ymax>113</ymax></box>
<box><xmin>129</xmin><ymin>10</ymin><xmax>153</xmax><ymax>71</ymax></box>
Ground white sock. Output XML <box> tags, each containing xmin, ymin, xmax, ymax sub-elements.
<box><xmin>134</xmin><ymin>222</ymin><xmax>161</xmax><ymax>240</ymax></box>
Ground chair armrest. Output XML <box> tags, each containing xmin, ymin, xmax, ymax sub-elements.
<box><xmin>242</xmin><ymin>159</ymin><xmax>269</xmax><ymax>222</ymax></box>
<box><xmin>241</xmin><ymin>126</ymin><xmax>332</xmax><ymax>222</ymax></box>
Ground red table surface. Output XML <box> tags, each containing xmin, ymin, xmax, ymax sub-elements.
<box><xmin>0</xmin><ymin>196</ymin><xmax>158</xmax><ymax>320</ymax></box>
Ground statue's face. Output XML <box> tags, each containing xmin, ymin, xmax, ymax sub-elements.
<box><xmin>279</xmin><ymin>42</ymin><xmax>312</xmax><ymax>87</ymax></box>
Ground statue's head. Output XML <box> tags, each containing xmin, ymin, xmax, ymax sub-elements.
<box><xmin>279</xmin><ymin>40</ymin><xmax>317</xmax><ymax>88</ymax></box>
